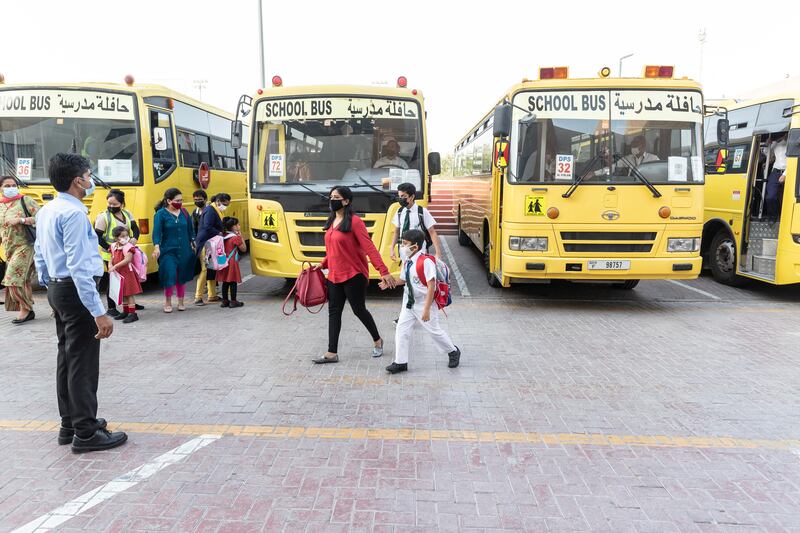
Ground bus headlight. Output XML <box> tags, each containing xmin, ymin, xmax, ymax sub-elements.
<box><xmin>253</xmin><ymin>230</ymin><xmax>279</xmax><ymax>242</ymax></box>
<box><xmin>667</xmin><ymin>237</ymin><xmax>700</xmax><ymax>252</ymax></box>
<box><xmin>792</xmin><ymin>234</ymin><xmax>800</xmax><ymax>244</ymax></box>
<box><xmin>509</xmin><ymin>236</ymin><xmax>548</xmax><ymax>251</ymax></box>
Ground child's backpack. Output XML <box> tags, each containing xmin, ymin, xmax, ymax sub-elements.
<box><xmin>130</xmin><ymin>245</ymin><xmax>148</xmax><ymax>282</ymax></box>
<box><xmin>204</xmin><ymin>235</ymin><xmax>228</xmax><ymax>270</ymax></box>
<box><xmin>415</xmin><ymin>254</ymin><xmax>452</xmax><ymax>310</ymax></box>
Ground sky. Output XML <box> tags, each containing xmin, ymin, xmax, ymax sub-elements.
<box><xmin>1</xmin><ymin>0</ymin><xmax>796</xmax><ymax>153</ymax></box>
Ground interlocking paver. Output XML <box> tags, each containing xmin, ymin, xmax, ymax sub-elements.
<box><xmin>2</xmin><ymin>239</ymin><xmax>800</xmax><ymax>530</ymax></box>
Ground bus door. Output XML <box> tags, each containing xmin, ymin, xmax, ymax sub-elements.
<box><xmin>740</xmin><ymin>133</ymin><xmax>779</xmax><ymax>279</ymax></box>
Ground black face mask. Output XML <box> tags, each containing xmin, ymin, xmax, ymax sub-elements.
<box><xmin>398</xmin><ymin>197</ymin><xmax>409</xmax><ymax>208</ymax></box>
<box><xmin>108</xmin><ymin>206</ymin><xmax>121</xmax><ymax>214</ymax></box>
<box><xmin>194</xmin><ymin>200</ymin><xmax>206</xmax><ymax>208</ymax></box>
<box><xmin>330</xmin><ymin>199</ymin><xmax>344</xmax><ymax>212</ymax></box>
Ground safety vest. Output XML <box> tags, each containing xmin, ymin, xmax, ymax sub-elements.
<box><xmin>98</xmin><ymin>209</ymin><xmax>133</xmax><ymax>262</ymax></box>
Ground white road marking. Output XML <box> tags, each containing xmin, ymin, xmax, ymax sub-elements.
<box><xmin>241</xmin><ymin>274</ymin><xmax>255</xmax><ymax>284</ymax></box>
<box><xmin>439</xmin><ymin>238</ymin><xmax>470</xmax><ymax>297</ymax></box>
<box><xmin>12</xmin><ymin>434</ymin><xmax>221</xmax><ymax>533</ymax></box>
<box><xmin>667</xmin><ymin>279</ymin><xmax>722</xmax><ymax>300</ymax></box>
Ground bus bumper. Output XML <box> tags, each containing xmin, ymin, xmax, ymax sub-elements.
<box><xmin>500</xmin><ymin>254</ymin><xmax>702</xmax><ymax>283</ymax></box>
<box><xmin>248</xmin><ymin>239</ymin><xmax>401</xmax><ymax>279</ymax></box>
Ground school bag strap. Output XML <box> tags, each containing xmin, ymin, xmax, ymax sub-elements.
<box><xmin>415</xmin><ymin>254</ymin><xmax>434</xmax><ymax>287</ymax></box>
<box><xmin>19</xmin><ymin>195</ymin><xmax>37</xmax><ymax>244</ymax></box>
<box><xmin>282</xmin><ymin>261</ymin><xmax>328</xmax><ymax>316</ymax></box>
<box><xmin>417</xmin><ymin>205</ymin><xmax>432</xmax><ymax>247</ymax></box>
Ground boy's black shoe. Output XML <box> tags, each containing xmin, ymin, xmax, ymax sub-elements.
<box><xmin>229</xmin><ymin>300</ymin><xmax>244</xmax><ymax>308</ymax></box>
<box><xmin>220</xmin><ymin>300</ymin><xmax>230</xmax><ymax>308</ymax></box>
<box><xmin>72</xmin><ymin>428</ymin><xmax>128</xmax><ymax>454</ymax></box>
<box><xmin>385</xmin><ymin>362</ymin><xmax>407</xmax><ymax>374</ymax></box>
<box><xmin>393</xmin><ymin>317</ymin><xmax>399</xmax><ymax>325</ymax></box>
<box><xmin>448</xmin><ymin>346</ymin><xmax>461</xmax><ymax>368</ymax></box>
<box><xmin>113</xmin><ymin>312</ymin><xmax>129</xmax><ymax>321</ymax></box>
<box><xmin>106</xmin><ymin>308</ymin><xmax>121</xmax><ymax>318</ymax></box>
<box><xmin>122</xmin><ymin>313</ymin><xmax>139</xmax><ymax>323</ymax></box>
<box><xmin>135</xmin><ymin>304</ymin><xmax>145</xmax><ymax>310</ymax></box>
<box><xmin>59</xmin><ymin>418</ymin><xmax>107</xmax><ymax>445</ymax></box>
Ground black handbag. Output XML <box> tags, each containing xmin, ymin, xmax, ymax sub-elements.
<box><xmin>19</xmin><ymin>196</ymin><xmax>36</xmax><ymax>244</ymax></box>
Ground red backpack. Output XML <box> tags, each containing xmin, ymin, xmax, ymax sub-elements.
<box><xmin>282</xmin><ymin>262</ymin><xmax>328</xmax><ymax>315</ymax></box>
<box><xmin>415</xmin><ymin>254</ymin><xmax>452</xmax><ymax>310</ymax></box>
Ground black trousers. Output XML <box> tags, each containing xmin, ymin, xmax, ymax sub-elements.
<box><xmin>327</xmin><ymin>274</ymin><xmax>380</xmax><ymax>353</ymax></box>
<box><xmin>764</xmin><ymin>168</ymin><xmax>785</xmax><ymax>218</ymax></box>
<box><xmin>47</xmin><ymin>281</ymin><xmax>101</xmax><ymax>438</ymax></box>
<box><xmin>221</xmin><ymin>281</ymin><xmax>238</xmax><ymax>301</ymax></box>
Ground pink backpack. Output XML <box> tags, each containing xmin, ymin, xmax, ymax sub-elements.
<box><xmin>204</xmin><ymin>235</ymin><xmax>229</xmax><ymax>270</ymax></box>
<box><xmin>123</xmin><ymin>243</ymin><xmax>148</xmax><ymax>282</ymax></box>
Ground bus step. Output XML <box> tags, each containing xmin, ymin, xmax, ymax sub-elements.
<box><xmin>761</xmin><ymin>238</ymin><xmax>778</xmax><ymax>257</ymax></box>
<box><xmin>751</xmin><ymin>255</ymin><xmax>776</xmax><ymax>277</ymax></box>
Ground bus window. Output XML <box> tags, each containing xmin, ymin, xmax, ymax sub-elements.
<box><xmin>149</xmin><ymin>110</ymin><xmax>176</xmax><ymax>182</ymax></box>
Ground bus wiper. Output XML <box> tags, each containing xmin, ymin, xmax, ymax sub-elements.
<box><xmin>292</xmin><ymin>181</ymin><xmax>330</xmax><ymax>200</ymax></box>
<box><xmin>90</xmin><ymin>171</ymin><xmax>112</xmax><ymax>190</ymax></box>
<box><xmin>612</xmin><ymin>153</ymin><xmax>662</xmax><ymax>198</ymax></box>
<box><xmin>353</xmin><ymin>172</ymin><xmax>394</xmax><ymax>199</ymax></box>
<box><xmin>562</xmin><ymin>153</ymin><xmax>604</xmax><ymax>198</ymax></box>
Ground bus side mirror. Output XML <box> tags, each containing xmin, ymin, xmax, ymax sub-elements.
<box><xmin>493</xmin><ymin>104</ymin><xmax>513</xmax><ymax>138</ymax></box>
<box><xmin>231</xmin><ymin>120</ymin><xmax>243</xmax><ymax>149</ymax></box>
<box><xmin>428</xmin><ymin>152</ymin><xmax>441</xmax><ymax>175</ymax></box>
<box><xmin>717</xmin><ymin>118</ymin><xmax>730</xmax><ymax>146</ymax></box>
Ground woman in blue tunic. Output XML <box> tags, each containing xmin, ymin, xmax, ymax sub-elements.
<box><xmin>152</xmin><ymin>188</ymin><xmax>196</xmax><ymax>313</ymax></box>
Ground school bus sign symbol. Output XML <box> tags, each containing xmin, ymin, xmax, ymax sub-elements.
<box><xmin>262</xmin><ymin>210</ymin><xmax>278</xmax><ymax>230</ymax></box>
<box><xmin>525</xmin><ymin>195</ymin><xmax>545</xmax><ymax>216</ymax></box>
<box><xmin>494</xmin><ymin>140</ymin><xmax>509</xmax><ymax>169</ymax></box>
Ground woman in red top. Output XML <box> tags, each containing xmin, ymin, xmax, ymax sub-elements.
<box><xmin>313</xmin><ymin>186</ymin><xmax>396</xmax><ymax>364</ymax></box>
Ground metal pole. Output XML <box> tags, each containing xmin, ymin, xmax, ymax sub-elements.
<box><xmin>258</xmin><ymin>0</ymin><xmax>266</xmax><ymax>88</ymax></box>
<box><xmin>618</xmin><ymin>53</ymin><xmax>634</xmax><ymax>77</ymax></box>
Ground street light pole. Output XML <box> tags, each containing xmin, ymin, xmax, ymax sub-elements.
<box><xmin>258</xmin><ymin>0</ymin><xmax>265</xmax><ymax>88</ymax></box>
<box><xmin>618</xmin><ymin>53</ymin><xmax>634</xmax><ymax>77</ymax></box>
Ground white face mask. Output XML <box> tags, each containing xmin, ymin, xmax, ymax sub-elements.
<box><xmin>400</xmin><ymin>245</ymin><xmax>417</xmax><ymax>260</ymax></box>
<box><xmin>3</xmin><ymin>187</ymin><xmax>19</xmax><ymax>198</ymax></box>
<box><xmin>118</xmin><ymin>237</ymin><xmax>130</xmax><ymax>245</ymax></box>
<box><xmin>218</xmin><ymin>203</ymin><xmax>227</xmax><ymax>212</ymax></box>
<box><xmin>631</xmin><ymin>147</ymin><xmax>641</xmax><ymax>156</ymax></box>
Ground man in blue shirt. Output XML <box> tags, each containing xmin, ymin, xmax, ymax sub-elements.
<box><xmin>34</xmin><ymin>153</ymin><xmax>127</xmax><ymax>453</ymax></box>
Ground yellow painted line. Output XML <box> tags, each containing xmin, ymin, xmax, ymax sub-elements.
<box><xmin>1</xmin><ymin>419</ymin><xmax>798</xmax><ymax>451</ymax></box>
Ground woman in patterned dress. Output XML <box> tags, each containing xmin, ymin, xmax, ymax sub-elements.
<box><xmin>0</xmin><ymin>176</ymin><xmax>39</xmax><ymax>324</ymax></box>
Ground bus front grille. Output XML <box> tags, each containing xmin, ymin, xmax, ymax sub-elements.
<box><xmin>560</xmin><ymin>232</ymin><xmax>656</xmax><ymax>240</ymax></box>
<box><xmin>298</xmin><ymin>232</ymin><xmax>326</xmax><ymax>246</ymax></box>
<box><xmin>559</xmin><ymin>231</ymin><xmax>656</xmax><ymax>254</ymax></box>
<box><xmin>563</xmin><ymin>243</ymin><xmax>653</xmax><ymax>253</ymax></box>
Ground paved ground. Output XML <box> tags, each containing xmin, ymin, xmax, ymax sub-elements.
<box><xmin>1</xmin><ymin>236</ymin><xmax>800</xmax><ymax>532</ymax></box>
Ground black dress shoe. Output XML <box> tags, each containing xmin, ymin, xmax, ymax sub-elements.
<box><xmin>59</xmin><ymin>418</ymin><xmax>108</xmax><ymax>445</ymax></box>
<box><xmin>386</xmin><ymin>362</ymin><xmax>408</xmax><ymax>374</ymax></box>
<box><xmin>106</xmin><ymin>308</ymin><xmax>121</xmax><ymax>318</ymax></box>
<box><xmin>448</xmin><ymin>346</ymin><xmax>461</xmax><ymax>368</ymax></box>
<box><xmin>113</xmin><ymin>312</ymin><xmax>129</xmax><ymax>321</ymax></box>
<box><xmin>122</xmin><ymin>313</ymin><xmax>139</xmax><ymax>323</ymax></box>
<box><xmin>11</xmin><ymin>310</ymin><xmax>35</xmax><ymax>325</ymax></box>
<box><xmin>135</xmin><ymin>304</ymin><xmax>144</xmax><ymax>310</ymax></box>
<box><xmin>72</xmin><ymin>428</ymin><xmax>128</xmax><ymax>453</ymax></box>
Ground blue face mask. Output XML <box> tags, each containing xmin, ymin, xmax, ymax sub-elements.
<box><xmin>3</xmin><ymin>187</ymin><xmax>19</xmax><ymax>198</ymax></box>
<box><xmin>79</xmin><ymin>177</ymin><xmax>96</xmax><ymax>197</ymax></box>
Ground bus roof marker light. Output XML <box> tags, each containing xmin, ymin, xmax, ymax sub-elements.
<box><xmin>412</xmin><ymin>89</ymin><xmax>418</xmax><ymax>95</ymax></box>
<box><xmin>397</xmin><ymin>76</ymin><xmax>408</xmax><ymax>88</ymax></box>
<box><xmin>124</xmin><ymin>74</ymin><xmax>135</xmax><ymax>86</ymax></box>
<box><xmin>539</xmin><ymin>68</ymin><xmax>555</xmax><ymax>79</ymax></box>
<box><xmin>599</xmin><ymin>67</ymin><xmax>611</xmax><ymax>78</ymax></box>
<box><xmin>644</xmin><ymin>65</ymin><xmax>674</xmax><ymax>78</ymax></box>
<box><xmin>272</xmin><ymin>75</ymin><xmax>283</xmax><ymax>87</ymax></box>
<box><xmin>257</xmin><ymin>89</ymin><xmax>264</xmax><ymax>95</ymax></box>
<box><xmin>659</xmin><ymin>66</ymin><xmax>674</xmax><ymax>78</ymax></box>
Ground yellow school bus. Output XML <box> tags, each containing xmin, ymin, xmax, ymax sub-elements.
<box><xmin>453</xmin><ymin>66</ymin><xmax>706</xmax><ymax>288</ymax></box>
<box><xmin>232</xmin><ymin>76</ymin><xmax>440</xmax><ymax>279</ymax></box>
<box><xmin>0</xmin><ymin>77</ymin><xmax>248</xmax><ymax>271</ymax></box>
<box><xmin>703</xmin><ymin>95</ymin><xmax>800</xmax><ymax>285</ymax></box>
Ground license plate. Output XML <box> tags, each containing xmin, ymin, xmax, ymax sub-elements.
<box><xmin>587</xmin><ymin>259</ymin><xmax>630</xmax><ymax>270</ymax></box>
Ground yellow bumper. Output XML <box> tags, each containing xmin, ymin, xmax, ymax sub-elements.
<box><xmin>501</xmin><ymin>253</ymin><xmax>702</xmax><ymax>282</ymax></box>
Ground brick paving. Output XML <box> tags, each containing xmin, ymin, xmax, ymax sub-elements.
<box><xmin>1</xmin><ymin>237</ymin><xmax>800</xmax><ymax>531</ymax></box>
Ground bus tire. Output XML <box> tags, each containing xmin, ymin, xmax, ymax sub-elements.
<box><xmin>484</xmin><ymin>241</ymin><xmax>502</xmax><ymax>288</ymax></box>
<box><xmin>613</xmin><ymin>280</ymin><xmax>640</xmax><ymax>290</ymax></box>
<box><xmin>457</xmin><ymin>209</ymin><xmax>470</xmax><ymax>247</ymax></box>
<box><xmin>709</xmin><ymin>230</ymin><xmax>747</xmax><ymax>286</ymax></box>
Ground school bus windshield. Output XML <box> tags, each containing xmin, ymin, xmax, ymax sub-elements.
<box><xmin>0</xmin><ymin>88</ymin><xmax>141</xmax><ymax>184</ymax></box>
<box><xmin>510</xmin><ymin>89</ymin><xmax>704</xmax><ymax>185</ymax></box>
<box><xmin>252</xmin><ymin>96</ymin><xmax>423</xmax><ymax>193</ymax></box>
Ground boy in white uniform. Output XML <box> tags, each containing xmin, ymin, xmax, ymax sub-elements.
<box><xmin>379</xmin><ymin>229</ymin><xmax>460</xmax><ymax>374</ymax></box>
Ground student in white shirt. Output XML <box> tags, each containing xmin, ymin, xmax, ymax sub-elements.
<box><xmin>379</xmin><ymin>229</ymin><xmax>460</xmax><ymax>374</ymax></box>
<box><xmin>764</xmin><ymin>133</ymin><xmax>788</xmax><ymax>218</ymax></box>
<box><xmin>373</xmin><ymin>138</ymin><xmax>409</xmax><ymax>169</ymax></box>
<box><xmin>389</xmin><ymin>182</ymin><xmax>441</xmax><ymax>261</ymax></box>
